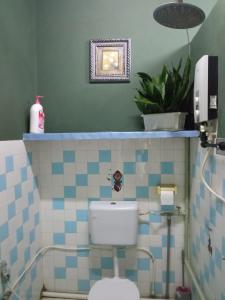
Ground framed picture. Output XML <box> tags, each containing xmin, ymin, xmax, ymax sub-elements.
<box><xmin>89</xmin><ymin>38</ymin><xmax>131</xmax><ymax>82</ymax></box>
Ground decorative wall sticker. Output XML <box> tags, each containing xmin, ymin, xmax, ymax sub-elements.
<box><xmin>113</xmin><ymin>170</ymin><xmax>123</xmax><ymax>192</ymax></box>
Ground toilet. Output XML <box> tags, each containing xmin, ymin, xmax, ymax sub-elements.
<box><xmin>88</xmin><ymin>201</ymin><xmax>140</xmax><ymax>300</ymax></box>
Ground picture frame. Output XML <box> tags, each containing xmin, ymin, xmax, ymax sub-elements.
<box><xmin>89</xmin><ymin>38</ymin><xmax>131</xmax><ymax>82</ymax></box>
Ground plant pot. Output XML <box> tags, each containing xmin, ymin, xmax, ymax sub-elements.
<box><xmin>141</xmin><ymin>112</ymin><xmax>187</xmax><ymax>131</ymax></box>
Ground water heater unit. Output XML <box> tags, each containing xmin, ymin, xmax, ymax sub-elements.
<box><xmin>194</xmin><ymin>55</ymin><xmax>218</xmax><ymax>123</ymax></box>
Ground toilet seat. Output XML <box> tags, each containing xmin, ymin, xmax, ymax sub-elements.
<box><xmin>88</xmin><ymin>277</ymin><xmax>140</xmax><ymax>300</ymax></box>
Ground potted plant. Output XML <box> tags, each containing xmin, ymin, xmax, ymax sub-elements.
<box><xmin>134</xmin><ymin>57</ymin><xmax>191</xmax><ymax>130</ymax></box>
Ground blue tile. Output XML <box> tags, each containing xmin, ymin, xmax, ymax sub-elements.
<box><xmin>53</xmin><ymin>197</ymin><xmax>64</xmax><ymax>210</ymax></box>
<box><xmin>138</xmin><ymin>223</ymin><xmax>150</xmax><ymax>235</ymax></box>
<box><xmin>99</xmin><ymin>150</ymin><xmax>111</xmax><ymax>162</ymax></box>
<box><xmin>223</xmin><ymin>179</ymin><xmax>225</xmax><ymax>197</ymax></box>
<box><xmin>77</xmin><ymin>249</ymin><xmax>89</xmax><ymax>257</ymax></box>
<box><xmin>203</xmin><ymin>264</ymin><xmax>209</xmax><ymax>283</ymax></box>
<box><xmin>20</xmin><ymin>167</ymin><xmax>28</xmax><ymax>182</ymax></box>
<box><xmin>136</xmin><ymin>186</ymin><xmax>149</xmax><ymax>198</ymax></box>
<box><xmin>52</xmin><ymin>162</ymin><xmax>64</xmax><ymax>174</ymax></box>
<box><xmin>31</xmin><ymin>266</ymin><xmax>37</xmax><ymax>281</ymax></box>
<box><xmin>221</xmin><ymin>294</ymin><xmax>225</xmax><ymax>300</ymax></box>
<box><xmin>209</xmin><ymin>256</ymin><xmax>215</xmax><ymax>277</ymax></box>
<box><xmin>76</xmin><ymin>174</ymin><xmax>88</xmax><ymax>186</ymax></box>
<box><xmin>196</xmin><ymin>194</ymin><xmax>200</xmax><ymax>209</ymax></box>
<box><xmin>101</xmin><ymin>257</ymin><xmax>113</xmax><ymax>269</ymax></box>
<box><xmin>210</xmin><ymin>206</ymin><xmax>216</xmax><ymax>226</ymax></box>
<box><xmin>200</xmin><ymin>182</ymin><xmax>205</xmax><ymax>198</ymax></box>
<box><xmin>27</xmin><ymin>152</ymin><xmax>32</xmax><ymax>166</ymax></box>
<box><xmin>150</xmin><ymin>246</ymin><xmax>162</xmax><ymax>259</ymax></box>
<box><xmin>63</xmin><ymin>150</ymin><xmax>75</xmax><ymax>163</ymax></box>
<box><xmin>78</xmin><ymin>280</ymin><xmax>90</xmax><ymax>292</ymax></box>
<box><xmin>53</xmin><ymin>233</ymin><xmax>65</xmax><ymax>245</ymax></box>
<box><xmin>28</xmin><ymin>191</ymin><xmax>34</xmax><ymax>205</ymax></box>
<box><xmin>138</xmin><ymin>258</ymin><xmax>150</xmax><ymax>270</ymax></box>
<box><xmin>117</xmin><ymin>248</ymin><xmax>125</xmax><ymax>258</ymax></box>
<box><xmin>216</xmin><ymin>198</ymin><xmax>223</xmax><ymax>215</ymax></box>
<box><xmin>8</xmin><ymin>202</ymin><xmax>16</xmax><ymax>220</ymax></box>
<box><xmin>148</xmin><ymin>174</ymin><xmax>160</xmax><ymax>187</ymax></box>
<box><xmin>160</xmin><ymin>162</ymin><xmax>174</xmax><ymax>174</ymax></box>
<box><xmin>191</xmin><ymin>164</ymin><xmax>196</xmax><ymax>178</ymax></box>
<box><xmin>204</xmin><ymin>170</ymin><xmax>210</xmax><ymax>184</ymax></box>
<box><xmin>66</xmin><ymin>256</ymin><xmax>77</xmax><ymax>268</ymax></box>
<box><xmin>200</xmin><ymin>227</ymin><xmax>206</xmax><ymax>245</ymax></box>
<box><xmin>209</xmin><ymin>154</ymin><xmax>216</xmax><ymax>174</ymax></box>
<box><xmin>16</xmin><ymin>226</ymin><xmax>24</xmax><ymax>243</ymax></box>
<box><xmin>154</xmin><ymin>282</ymin><xmax>162</xmax><ymax>295</ymax></box>
<box><xmin>123</xmin><ymin>162</ymin><xmax>136</xmax><ymax>174</ymax></box>
<box><xmin>149</xmin><ymin>214</ymin><xmax>161</xmax><ymax>223</ymax></box>
<box><xmin>87</xmin><ymin>162</ymin><xmax>99</xmax><ymax>174</ymax></box>
<box><xmin>15</xmin><ymin>184</ymin><xmax>22</xmax><ymax>200</ymax></box>
<box><xmin>76</xmin><ymin>209</ymin><xmax>88</xmax><ymax>222</ymax></box>
<box><xmin>23</xmin><ymin>207</ymin><xmax>29</xmax><ymax>223</ymax></box>
<box><xmin>196</xmin><ymin>236</ymin><xmax>200</xmax><ymax>252</ymax></box>
<box><xmin>29</xmin><ymin>229</ymin><xmax>35</xmax><ymax>244</ymax></box>
<box><xmin>100</xmin><ymin>186</ymin><xmax>112</xmax><ymax>198</ymax></box>
<box><xmin>64</xmin><ymin>186</ymin><xmax>76</xmax><ymax>198</ymax></box>
<box><xmin>162</xmin><ymin>235</ymin><xmax>175</xmax><ymax>248</ymax></box>
<box><xmin>222</xmin><ymin>237</ymin><xmax>225</xmax><ymax>256</ymax></box>
<box><xmin>90</xmin><ymin>268</ymin><xmax>101</xmax><ymax>280</ymax></box>
<box><xmin>34</xmin><ymin>212</ymin><xmax>39</xmax><ymax>226</ymax></box>
<box><xmin>0</xmin><ymin>174</ymin><xmax>6</xmax><ymax>192</ymax></box>
<box><xmin>192</xmin><ymin>243</ymin><xmax>197</xmax><ymax>258</ymax></box>
<box><xmin>0</xmin><ymin>222</ymin><xmax>9</xmax><ymax>242</ymax></box>
<box><xmin>26</xmin><ymin>287</ymin><xmax>32</xmax><ymax>300</ymax></box>
<box><xmin>10</xmin><ymin>246</ymin><xmax>18</xmax><ymax>265</ymax></box>
<box><xmin>136</xmin><ymin>150</ymin><xmax>148</xmax><ymax>162</ymax></box>
<box><xmin>125</xmin><ymin>270</ymin><xmax>137</xmax><ymax>281</ymax></box>
<box><xmin>5</xmin><ymin>156</ymin><xmax>14</xmax><ymax>172</ymax></box>
<box><xmin>162</xmin><ymin>271</ymin><xmax>175</xmax><ymax>283</ymax></box>
<box><xmin>24</xmin><ymin>247</ymin><xmax>30</xmax><ymax>263</ymax></box>
<box><xmin>192</xmin><ymin>203</ymin><xmax>197</xmax><ymax>219</ymax></box>
<box><xmin>54</xmin><ymin>267</ymin><xmax>66</xmax><ymax>279</ymax></box>
<box><xmin>215</xmin><ymin>247</ymin><xmax>222</xmax><ymax>270</ymax></box>
<box><xmin>33</xmin><ymin>176</ymin><xmax>38</xmax><ymax>189</ymax></box>
<box><xmin>65</xmin><ymin>221</ymin><xmax>77</xmax><ymax>233</ymax></box>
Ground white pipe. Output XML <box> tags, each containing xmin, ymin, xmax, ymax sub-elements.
<box><xmin>184</xmin><ymin>259</ymin><xmax>207</xmax><ymax>300</ymax></box>
<box><xmin>137</xmin><ymin>247</ymin><xmax>155</xmax><ymax>297</ymax></box>
<box><xmin>42</xmin><ymin>291</ymin><xmax>88</xmax><ymax>299</ymax></box>
<box><xmin>41</xmin><ymin>291</ymin><xmax>156</xmax><ymax>300</ymax></box>
<box><xmin>5</xmin><ymin>246</ymin><xmax>90</xmax><ymax>298</ymax></box>
<box><xmin>113</xmin><ymin>247</ymin><xmax>119</xmax><ymax>277</ymax></box>
<box><xmin>6</xmin><ymin>245</ymin><xmax>156</xmax><ymax>299</ymax></box>
<box><xmin>200</xmin><ymin>148</ymin><xmax>225</xmax><ymax>204</ymax></box>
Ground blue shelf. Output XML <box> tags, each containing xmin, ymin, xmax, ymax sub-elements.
<box><xmin>23</xmin><ymin>131</ymin><xmax>199</xmax><ymax>141</ymax></box>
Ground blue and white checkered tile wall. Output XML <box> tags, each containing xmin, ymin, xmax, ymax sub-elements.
<box><xmin>26</xmin><ymin>138</ymin><xmax>187</xmax><ymax>298</ymax></box>
<box><xmin>0</xmin><ymin>141</ymin><xmax>43</xmax><ymax>300</ymax></box>
<box><xmin>190</xmin><ymin>138</ymin><xmax>225</xmax><ymax>300</ymax></box>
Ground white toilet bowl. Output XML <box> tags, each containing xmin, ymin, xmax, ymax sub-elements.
<box><xmin>88</xmin><ymin>277</ymin><xmax>140</xmax><ymax>300</ymax></box>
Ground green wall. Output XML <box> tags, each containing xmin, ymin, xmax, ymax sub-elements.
<box><xmin>190</xmin><ymin>0</ymin><xmax>225</xmax><ymax>137</ymax></box>
<box><xmin>37</xmin><ymin>0</ymin><xmax>190</xmax><ymax>132</ymax></box>
<box><xmin>0</xmin><ymin>0</ymin><xmax>37</xmax><ymax>140</ymax></box>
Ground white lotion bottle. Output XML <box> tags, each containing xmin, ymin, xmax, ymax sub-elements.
<box><xmin>30</xmin><ymin>96</ymin><xmax>45</xmax><ymax>133</ymax></box>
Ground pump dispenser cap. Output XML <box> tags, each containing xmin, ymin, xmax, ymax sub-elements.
<box><xmin>35</xmin><ymin>95</ymin><xmax>43</xmax><ymax>104</ymax></box>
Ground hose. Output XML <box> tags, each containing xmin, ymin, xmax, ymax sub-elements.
<box><xmin>200</xmin><ymin>148</ymin><xmax>225</xmax><ymax>204</ymax></box>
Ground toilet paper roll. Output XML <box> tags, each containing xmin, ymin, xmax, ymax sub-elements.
<box><xmin>160</xmin><ymin>190</ymin><xmax>174</xmax><ymax>206</ymax></box>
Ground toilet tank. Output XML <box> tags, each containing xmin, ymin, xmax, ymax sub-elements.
<box><xmin>89</xmin><ymin>201</ymin><xmax>138</xmax><ymax>246</ymax></box>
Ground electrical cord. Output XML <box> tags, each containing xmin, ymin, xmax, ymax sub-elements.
<box><xmin>200</xmin><ymin>148</ymin><xmax>225</xmax><ymax>204</ymax></box>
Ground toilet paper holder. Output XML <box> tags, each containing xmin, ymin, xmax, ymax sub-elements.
<box><xmin>156</xmin><ymin>184</ymin><xmax>177</xmax><ymax>194</ymax></box>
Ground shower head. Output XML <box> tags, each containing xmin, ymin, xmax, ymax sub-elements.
<box><xmin>153</xmin><ymin>0</ymin><xmax>205</xmax><ymax>29</ymax></box>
